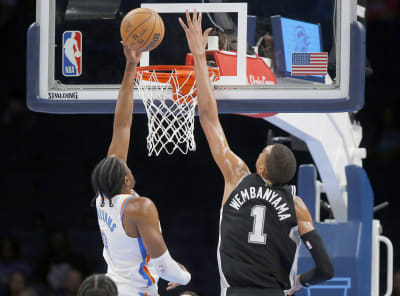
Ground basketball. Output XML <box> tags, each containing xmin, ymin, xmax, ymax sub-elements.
<box><xmin>120</xmin><ymin>8</ymin><xmax>165</xmax><ymax>52</ymax></box>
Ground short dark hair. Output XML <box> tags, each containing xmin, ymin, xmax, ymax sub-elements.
<box><xmin>91</xmin><ymin>157</ymin><xmax>126</xmax><ymax>207</ymax></box>
<box><xmin>77</xmin><ymin>274</ymin><xmax>118</xmax><ymax>296</ymax></box>
<box><xmin>265</xmin><ymin>144</ymin><xmax>297</xmax><ymax>185</ymax></box>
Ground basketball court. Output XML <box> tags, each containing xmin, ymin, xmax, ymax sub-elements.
<box><xmin>26</xmin><ymin>1</ymin><xmax>393</xmax><ymax>295</ymax></box>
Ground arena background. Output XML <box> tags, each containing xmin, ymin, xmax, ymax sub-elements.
<box><xmin>0</xmin><ymin>1</ymin><xmax>399</xmax><ymax>295</ymax></box>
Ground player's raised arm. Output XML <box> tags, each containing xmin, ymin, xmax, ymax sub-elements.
<box><xmin>179</xmin><ymin>10</ymin><xmax>250</xmax><ymax>186</ymax></box>
<box><xmin>289</xmin><ymin>196</ymin><xmax>334</xmax><ymax>294</ymax></box>
<box><xmin>107</xmin><ymin>43</ymin><xmax>142</xmax><ymax>162</ymax></box>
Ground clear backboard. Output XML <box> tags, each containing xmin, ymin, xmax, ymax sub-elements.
<box><xmin>27</xmin><ymin>0</ymin><xmax>365</xmax><ymax>113</ymax></box>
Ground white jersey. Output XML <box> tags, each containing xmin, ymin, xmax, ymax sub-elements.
<box><xmin>96</xmin><ymin>194</ymin><xmax>159</xmax><ymax>296</ymax></box>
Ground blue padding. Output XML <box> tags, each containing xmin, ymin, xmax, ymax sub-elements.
<box><xmin>297</xmin><ymin>164</ymin><xmax>317</xmax><ymax>220</ymax></box>
<box><xmin>347</xmin><ymin>165</ymin><xmax>374</xmax><ymax>222</ymax></box>
<box><xmin>346</xmin><ymin>165</ymin><xmax>373</xmax><ymax>295</ymax></box>
<box><xmin>297</xmin><ymin>165</ymin><xmax>373</xmax><ymax>296</ymax></box>
<box><xmin>297</xmin><ymin>223</ymin><xmax>360</xmax><ymax>296</ymax></box>
<box><xmin>26</xmin><ymin>22</ymin><xmax>365</xmax><ymax>113</ymax></box>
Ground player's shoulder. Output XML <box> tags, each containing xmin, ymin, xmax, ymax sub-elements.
<box><xmin>294</xmin><ymin>195</ymin><xmax>313</xmax><ymax>221</ymax></box>
<box><xmin>294</xmin><ymin>195</ymin><xmax>306</xmax><ymax>208</ymax></box>
<box><xmin>124</xmin><ymin>196</ymin><xmax>158</xmax><ymax>218</ymax></box>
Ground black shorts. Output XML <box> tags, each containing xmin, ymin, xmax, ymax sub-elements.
<box><xmin>226</xmin><ymin>287</ymin><xmax>284</xmax><ymax>296</ymax></box>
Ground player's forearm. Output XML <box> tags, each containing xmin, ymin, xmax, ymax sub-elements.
<box><xmin>150</xmin><ymin>250</ymin><xmax>191</xmax><ymax>285</ymax></box>
<box><xmin>192</xmin><ymin>54</ymin><xmax>219</xmax><ymax>121</ymax></box>
<box><xmin>114</xmin><ymin>62</ymin><xmax>136</xmax><ymax>129</ymax></box>
<box><xmin>299</xmin><ymin>230</ymin><xmax>334</xmax><ymax>286</ymax></box>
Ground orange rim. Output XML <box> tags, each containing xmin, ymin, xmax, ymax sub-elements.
<box><xmin>136</xmin><ymin>65</ymin><xmax>220</xmax><ymax>84</ymax></box>
<box><xmin>136</xmin><ymin>65</ymin><xmax>220</xmax><ymax>103</ymax></box>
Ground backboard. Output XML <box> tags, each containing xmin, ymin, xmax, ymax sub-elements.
<box><xmin>27</xmin><ymin>0</ymin><xmax>365</xmax><ymax>113</ymax></box>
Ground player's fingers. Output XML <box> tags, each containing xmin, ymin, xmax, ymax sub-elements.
<box><xmin>185</xmin><ymin>9</ymin><xmax>192</xmax><ymax>28</ymax></box>
<box><xmin>179</xmin><ymin>17</ymin><xmax>189</xmax><ymax>32</ymax></box>
<box><xmin>203</xmin><ymin>27</ymin><xmax>213</xmax><ymax>44</ymax></box>
<box><xmin>203</xmin><ymin>27</ymin><xmax>213</xmax><ymax>38</ymax></box>
<box><xmin>198</xmin><ymin>12</ymin><xmax>202</xmax><ymax>25</ymax></box>
<box><xmin>166</xmin><ymin>283</ymin><xmax>177</xmax><ymax>290</ymax></box>
<box><xmin>193</xmin><ymin>8</ymin><xmax>197</xmax><ymax>23</ymax></box>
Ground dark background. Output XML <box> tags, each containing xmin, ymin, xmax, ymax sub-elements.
<box><xmin>1</xmin><ymin>0</ymin><xmax>399</xmax><ymax>296</ymax></box>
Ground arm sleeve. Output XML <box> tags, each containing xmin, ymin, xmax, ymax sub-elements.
<box><xmin>150</xmin><ymin>250</ymin><xmax>191</xmax><ymax>285</ymax></box>
<box><xmin>299</xmin><ymin>230</ymin><xmax>334</xmax><ymax>286</ymax></box>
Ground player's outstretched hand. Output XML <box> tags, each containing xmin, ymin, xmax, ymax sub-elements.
<box><xmin>179</xmin><ymin>9</ymin><xmax>212</xmax><ymax>56</ymax></box>
<box><xmin>121</xmin><ymin>41</ymin><xmax>142</xmax><ymax>65</ymax></box>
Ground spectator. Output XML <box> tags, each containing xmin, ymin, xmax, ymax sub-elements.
<box><xmin>19</xmin><ymin>289</ymin><xmax>38</xmax><ymax>296</ymax></box>
<box><xmin>61</xmin><ymin>269</ymin><xmax>83</xmax><ymax>296</ymax></box>
<box><xmin>77</xmin><ymin>274</ymin><xmax>117</xmax><ymax>296</ymax></box>
<box><xmin>0</xmin><ymin>238</ymin><xmax>31</xmax><ymax>290</ymax></box>
<box><xmin>4</xmin><ymin>271</ymin><xmax>28</xmax><ymax>296</ymax></box>
<box><xmin>36</xmin><ymin>228</ymin><xmax>88</xmax><ymax>294</ymax></box>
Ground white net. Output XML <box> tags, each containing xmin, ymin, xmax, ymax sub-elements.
<box><xmin>135</xmin><ymin>68</ymin><xmax>198</xmax><ymax>156</ymax></box>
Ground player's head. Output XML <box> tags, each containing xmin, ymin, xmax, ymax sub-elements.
<box><xmin>71</xmin><ymin>32</ymin><xmax>75</xmax><ymax>39</ymax></box>
<box><xmin>91</xmin><ymin>157</ymin><xmax>135</xmax><ymax>206</ymax></box>
<box><xmin>77</xmin><ymin>274</ymin><xmax>118</xmax><ymax>296</ymax></box>
<box><xmin>256</xmin><ymin>144</ymin><xmax>297</xmax><ymax>185</ymax></box>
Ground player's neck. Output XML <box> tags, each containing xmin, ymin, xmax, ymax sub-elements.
<box><xmin>257</xmin><ymin>173</ymin><xmax>272</xmax><ymax>186</ymax></box>
<box><xmin>119</xmin><ymin>186</ymin><xmax>132</xmax><ymax>195</ymax></box>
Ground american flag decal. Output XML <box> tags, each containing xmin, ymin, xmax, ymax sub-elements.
<box><xmin>291</xmin><ymin>52</ymin><xmax>328</xmax><ymax>76</ymax></box>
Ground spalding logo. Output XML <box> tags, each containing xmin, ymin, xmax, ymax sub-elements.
<box><xmin>133</xmin><ymin>34</ymin><xmax>144</xmax><ymax>44</ymax></box>
<box><xmin>143</xmin><ymin>33</ymin><xmax>160</xmax><ymax>51</ymax></box>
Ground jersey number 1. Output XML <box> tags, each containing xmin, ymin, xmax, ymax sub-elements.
<box><xmin>248</xmin><ymin>205</ymin><xmax>267</xmax><ymax>244</ymax></box>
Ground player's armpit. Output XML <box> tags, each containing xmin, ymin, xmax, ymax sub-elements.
<box><xmin>125</xmin><ymin>197</ymin><xmax>167</xmax><ymax>258</ymax></box>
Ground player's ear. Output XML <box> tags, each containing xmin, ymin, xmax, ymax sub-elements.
<box><xmin>263</xmin><ymin>167</ymin><xmax>268</xmax><ymax>179</ymax></box>
<box><xmin>124</xmin><ymin>176</ymin><xmax>130</xmax><ymax>185</ymax></box>
<box><xmin>258</xmin><ymin>166</ymin><xmax>267</xmax><ymax>179</ymax></box>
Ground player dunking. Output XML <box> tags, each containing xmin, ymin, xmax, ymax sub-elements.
<box><xmin>91</xmin><ymin>43</ymin><xmax>191</xmax><ymax>296</ymax></box>
<box><xmin>179</xmin><ymin>10</ymin><xmax>334</xmax><ymax>296</ymax></box>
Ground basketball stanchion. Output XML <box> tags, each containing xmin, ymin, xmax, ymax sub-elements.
<box><xmin>135</xmin><ymin>65</ymin><xmax>220</xmax><ymax>156</ymax></box>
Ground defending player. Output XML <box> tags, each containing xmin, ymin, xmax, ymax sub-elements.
<box><xmin>179</xmin><ymin>10</ymin><xmax>333</xmax><ymax>296</ymax></box>
<box><xmin>91</xmin><ymin>42</ymin><xmax>191</xmax><ymax>296</ymax></box>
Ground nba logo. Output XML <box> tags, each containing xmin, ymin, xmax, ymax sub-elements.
<box><xmin>62</xmin><ymin>31</ymin><xmax>82</xmax><ymax>76</ymax></box>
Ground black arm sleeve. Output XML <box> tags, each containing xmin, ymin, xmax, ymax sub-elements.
<box><xmin>299</xmin><ymin>230</ymin><xmax>334</xmax><ymax>286</ymax></box>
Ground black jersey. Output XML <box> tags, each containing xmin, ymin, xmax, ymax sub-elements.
<box><xmin>218</xmin><ymin>174</ymin><xmax>300</xmax><ymax>293</ymax></box>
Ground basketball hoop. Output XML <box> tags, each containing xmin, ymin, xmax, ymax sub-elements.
<box><xmin>135</xmin><ymin>65</ymin><xmax>220</xmax><ymax>156</ymax></box>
